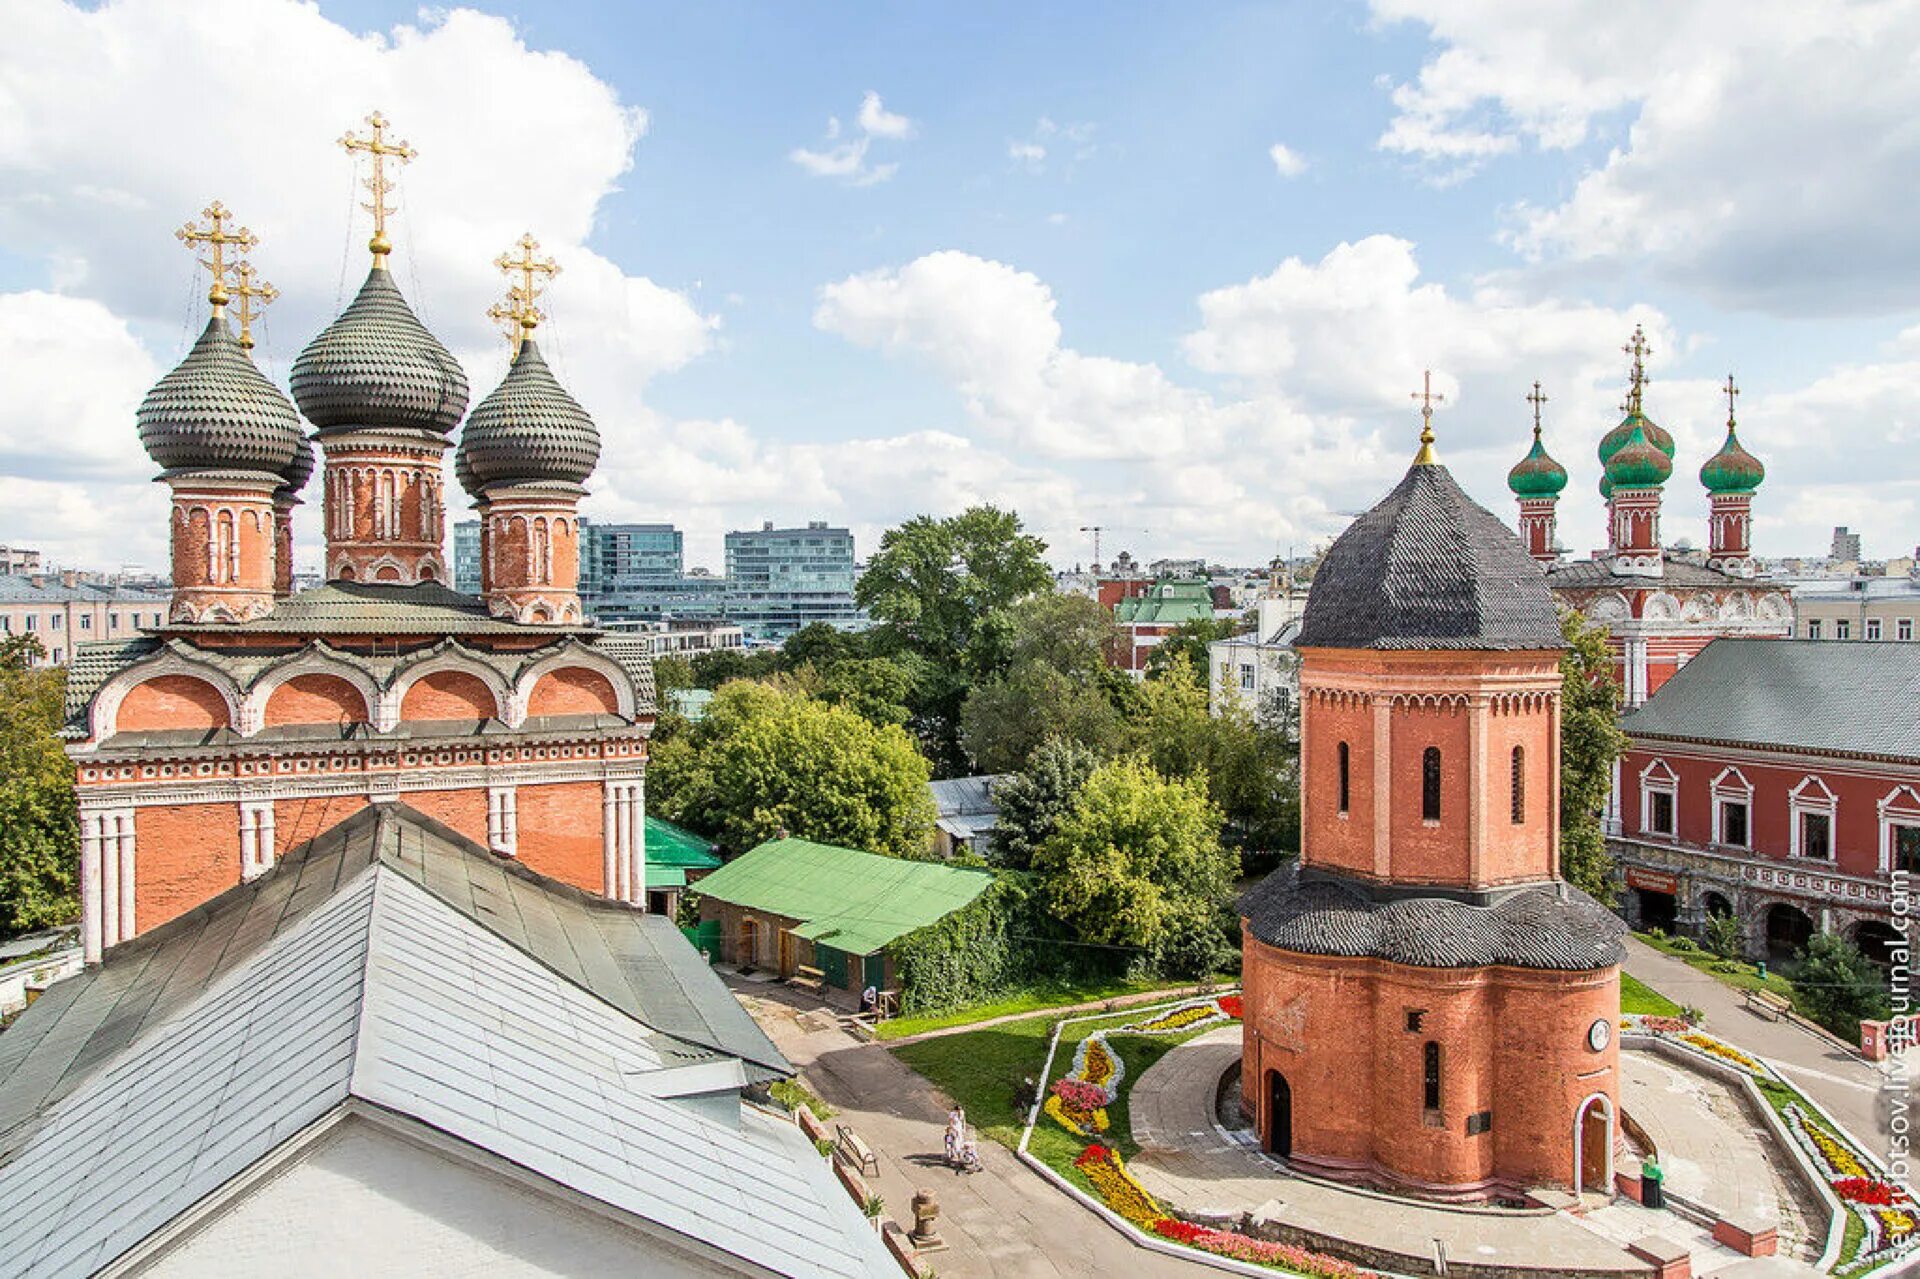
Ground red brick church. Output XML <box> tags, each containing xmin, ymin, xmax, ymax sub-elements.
<box><xmin>63</xmin><ymin>125</ymin><xmax>654</xmax><ymax>964</ymax></box>
<box><xmin>1241</xmin><ymin>404</ymin><xmax>1625</xmax><ymax>1199</ymax></box>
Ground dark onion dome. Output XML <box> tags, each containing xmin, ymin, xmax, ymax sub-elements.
<box><xmin>1700</xmin><ymin>424</ymin><xmax>1765</xmax><ymax>494</ymax></box>
<box><xmin>1506</xmin><ymin>428</ymin><xmax>1568</xmax><ymax>498</ymax></box>
<box><xmin>1242</xmin><ymin>861</ymin><xmax>1625</xmax><ymax>971</ymax></box>
<box><xmin>136</xmin><ymin>314</ymin><xmax>302</xmax><ymax>476</ymax></box>
<box><xmin>291</xmin><ymin>264</ymin><xmax>469</xmax><ymax>435</ymax></box>
<box><xmin>454</xmin><ymin>338</ymin><xmax>600</xmax><ymax>497</ymax></box>
<box><xmin>1295</xmin><ymin>460</ymin><xmax>1565</xmax><ymax>651</ymax></box>
<box><xmin>1604</xmin><ymin>421</ymin><xmax>1673</xmax><ymax>490</ymax></box>
<box><xmin>1597</xmin><ymin>408</ymin><xmax>1675</xmax><ymax>465</ymax></box>
<box><xmin>278</xmin><ymin>430</ymin><xmax>316</xmax><ymax>497</ymax></box>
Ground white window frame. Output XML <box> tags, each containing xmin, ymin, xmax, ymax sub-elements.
<box><xmin>1836</xmin><ymin>619</ymin><xmax>1852</xmax><ymax>640</ymax></box>
<box><xmin>488</xmin><ymin>786</ymin><xmax>518</xmax><ymax>858</ymax></box>
<box><xmin>1878</xmin><ymin>785</ymin><xmax>1920</xmax><ymax>875</ymax></box>
<box><xmin>1867</xmin><ymin>618</ymin><xmax>1883</xmax><ymax>641</ymax></box>
<box><xmin>1239</xmin><ymin>662</ymin><xmax>1256</xmax><ymax>692</ymax></box>
<box><xmin>240</xmin><ymin>800</ymin><xmax>276</xmax><ymax>881</ymax></box>
<box><xmin>1789</xmin><ymin>775</ymin><xmax>1838</xmax><ymax>860</ymax></box>
<box><xmin>1900</xmin><ymin>619</ymin><xmax>1914</xmax><ymax>642</ymax></box>
<box><xmin>1640</xmin><ymin>759</ymin><xmax>1679</xmax><ymax>838</ymax></box>
<box><xmin>1711</xmin><ymin>766</ymin><xmax>1753</xmax><ymax>849</ymax></box>
<box><xmin>1806</xmin><ymin>619</ymin><xmax>1822</xmax><ymax>639</ymax></box>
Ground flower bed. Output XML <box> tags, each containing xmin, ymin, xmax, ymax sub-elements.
<box><xmin>1046</xmin><ymin>996</ymin><xmax>1245</xmax><ymax>1140</ymax></box>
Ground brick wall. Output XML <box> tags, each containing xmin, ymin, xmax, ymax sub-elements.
<box><xmin>400</xmin><ymin>671</ymin><xmax>500</xmax><ymax>722</ymax></box>
<box><xmin>264</xmin><ymin>674</ymin><xmax>371</xmax><ymax>727</ymax></box>
<box><xmin>136</xmin><ymin>800</ymin><xmax>241</xmax><ymax>931</ymax></box>
<box><xmin>119</xmin><ymin>675</ymin><xmax>231</xmax><ymax>733</ymax></box>
<box><xmin>516</xmin><ymin>780</ymin><xmax>606</xmax><ymax>893</ymax></box>
<box><xmin>526</xmin><ymin>667</ymin><xmax>620</xmax><ymax>717</ymax></box>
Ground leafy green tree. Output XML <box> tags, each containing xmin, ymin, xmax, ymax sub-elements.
<box><xmin>779</xmin><ymin>622</ymin><xmax>867</xmax><ymax>672</ymax></box>
<box><xmin>816</xmin><ymin>656</ymin><xmax>916</xmax><ymax>727</ymax></box>
<box><xmin>1792</xmin><ymin>931</ymin><xmax>1891</xmax><ymax>1041</ymax></box>
<box><xmin>1031</xmin><ymin>756</ymin><xmax>1234</xmax><ymax>955</ymax></box>
<box><xmin>991</xmin><ymin>738</ymin><xmax>1099</xmax><ymax>870</ymax></box>
<box><xmin>1143</xmin><ymin>616</ymin><xmax>1241</xmax><ymax>682</ymax></box>
<box><xmin>1559</xmin><ymin>608</ymin><xmax>1628</xmax><ymax>902</ymax></box>
<box><xmin>0</xmin><ymin>636</ymin><xmax>77</xmax><ymax>937</ymax></box>
<box><xmin>958</xmin><ymin>593</ymin><xmax>1133</xmax><ymax>772</ymax></box>
<box><xmin>689</xmin><ymin>646</ymin><xmax>781</xmax><ymax>689</ymax></box>
<box><xmin>648</xmin><ymin>680</ymin><xmax>935</xmax><ymax>859</ymax></box>
<box><xmin>855</xmin><ymin>506</ymin><xmax>1051</xmax><ymax>771</ymax></box>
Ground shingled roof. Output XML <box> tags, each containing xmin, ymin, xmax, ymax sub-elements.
<box><xmin>1241</xmin><ymin>861</ymin><xmax>1625</xmax><ymax>971</ymax></box>
<box><xmin>1295</xmin><ymin>463</ymin><xmax>1565</xmax><ymax>651</ymax></box>
<box><xmin>1621</xmin><ymin>637</ymin><xmax>1920</xmax><ymax>763</ymax></box>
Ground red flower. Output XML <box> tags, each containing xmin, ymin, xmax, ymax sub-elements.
<box><xmin>1219</xmin><ymin>995</ymin><xmax>1244</xmax><ymax>1020</ymax></box>
<box><xmin>1075</xmin><ymin>1144</ymin><xmax>1110</xmax><ymax>1168</ymax></box>
<box><xmin>1834</xmin><ymin>1177</ymin><xmax>1904</xmax><ymax>1205</ymax></box>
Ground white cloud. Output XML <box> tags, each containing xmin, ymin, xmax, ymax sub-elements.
<box><xmin>791</xmin><ymin>92</ymin><xmax>914</xmax><ymax>186</ymax></box>
<box><xmin>1268</xmin><ymin>143</ymin><xmax>1308</xmax><ymax>177</ymax></box>
<box><xmin>1008</xmin><ymin>141</ymin><xmax>1047</xmax><ymax>171</ymax></box>
<box><xmin>1372</xmin><ymin>0</ymin><xmax>1920</xmax><ymax>313</ymax></box>
<box><xmin>1007</xmin><ymin>118</ymin><xmax>1097</xmax><ymax>177</ymax></box>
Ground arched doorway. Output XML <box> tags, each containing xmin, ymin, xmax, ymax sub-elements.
<box><xmin>1573</xmin><ymin>1094</ymin><xmax>1614</xmax><ymax>1194</ymax></box>
<box><xmin>1765</xmin><ymin>904</ymin><xmax>1815</xmax><ymax>962</ymax></box>
<box><xmin>1852</xmin><ymin>920</ymin><xmax>1906</xmax><ymax>968</ymax></box>
<box><xmin>1635</xmin><ymin>887</ymin><xmax>1678</xmax><ymax>933</ymax></box>
<box><xmin>1266</xmin><ymin>1070</ymin><xmax>1292</xmax><ymax>1159</ymax></box>
<box><xmin>1702</xmin><ymin>892</ymin><xmax>1733</xmax><ymax>920</ymax></box>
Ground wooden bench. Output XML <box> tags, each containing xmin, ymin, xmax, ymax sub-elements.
<box><xmin>788</xmin><ymin>965</ymin><xmax>826</xmax><ymax>994</ymax></box>
<box><xmin>1746</xmin><ymin>988</ymin><xmax>1792</xmax><ymax>1022</ymax></box>
<box><xmin>836</xmin><ymin>1123</ymin><xmax>880</xmax><ymax>1176</ymax></box>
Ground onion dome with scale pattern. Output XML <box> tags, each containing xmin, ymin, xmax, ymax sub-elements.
<box><xmin>1604</xmin><ymin>421</ymin><xmax>1672</xmax><ymax>490</ymax></box>
<box><xmin>291</xmin><ymin>265</ymin><xmax>469</xmax><ymax>435</ymax></box>
<box><xmin>278</xmin><ymin>430</ymin><xmax>316</xmax><ymax>498</ymax></box>
<box><xmin>136</xmin><ymin>314</ymin><xmax>303</xmax><ymax>477</ymax></box>
<box><xmin>1597</xmin><ymin>409</ymin><xmax>1675</xmax><ymax>468</ymax></box>
<box><xmin>1700</xmin><ymin>424</ymin><xmax>1764</xmax><ymax>494</ymax></box>
<box><xmin>454</xmin><ymin>339</ymin><xmax>600</xmax><ymax>498</ymax></box>
<box><xmin>1506</xmin><ymin>427</ymin><xmax>1568</xmax><ymax>498</ymax></box>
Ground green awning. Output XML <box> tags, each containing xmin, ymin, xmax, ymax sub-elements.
<box><xmin>645</xmin><ymin>815</ymin><xmax>721</xmax><ymax>870</ymax></box>
<box><xmin>646</xmin><ymin>864</ymin><xmax>689</xmax><ymax>890</ymax></box>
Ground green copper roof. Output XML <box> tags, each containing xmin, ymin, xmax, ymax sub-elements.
<box><xmin>689</xmin><ymin>837</ymin><xmax>994</xmax><ymax>956</ymax></box>
<box><xmin>1506</xmin><ymin>429</ymin><xmax>1568</xmax><ymax>497</ymax></box>
<box><xmin>1700</xmin><ymin>425</ymin><xmax>1765</xmax><ymax>494</ymax></box>
<box><xmin>1605</xmin><ymin>422</ymin><xmax>1673</xmax><ymax>489</ymax></box>
<box><xmin>646</xmin><ymin>815</ymin><xmax>721</xmax><ymax>870</ymax></box>
<box><xmin>1598</xmin><ymin>410</ymin><xmax>1675</xmax><ymax>466</ymax></box>
<box><xmin>1114</xmin><ymin>579</ymin><xmax>1214</xmax><ymax>626</ymax></box>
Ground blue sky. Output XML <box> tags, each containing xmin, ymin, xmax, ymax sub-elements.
<box><xmin>2</xmin><ymin>0</ymin><xmax>1915</xmax><ymax>573</ymax></box>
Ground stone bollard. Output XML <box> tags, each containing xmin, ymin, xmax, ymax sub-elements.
<box><xmin>909</xmin><ymin>1188</ymin><xmax>946</xmax><ymax>1251</ymax></box>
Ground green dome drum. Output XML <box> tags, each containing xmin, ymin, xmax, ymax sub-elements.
<box><xmin>1507</xmin><ymin>429</ymin><xmax>1568</xmax><ymax>497</ymax></box>
<box><xmin>1701</xmin><ymin>426</ymin><xmax>1764</xmax><ymax>494</ymax></box>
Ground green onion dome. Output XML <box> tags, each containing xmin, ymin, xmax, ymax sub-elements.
<box><xmin>455</xmin><ymin>339</ymin><xmax>600</xmax><ymax>498</ymax></box>
<box><xmin>1599</xmin><ymin>472</ymin><xmax>1613</xmax><ymax>501</ymax></box>
<box><xmin>1597</xmin><ymin>409</ymin><xmax>1675</xmax><ymax>467</ymax></box>
<box><xmin>1604</xmin><ymin>422</ymin><xmax>1672</xmax><ymax>490</ymax></box>
<box><xmin>1507</xmin><ymin>428</ymin><xmax>1568</xmax><ymax>497</ymax></box>
<box><xmin>137</xmin><ymin>314</ymin><xmax>303</xmax><ymax>477</ymax></box>
<box><xmin>1700</xmin><ymin>425</ymin><xmax>1764</xmax><ymax>494</ymax></box>
<box><xmin>292</xmin><ymin>264</ymin><xmax>470</xmax><ymax>435</ymax></box>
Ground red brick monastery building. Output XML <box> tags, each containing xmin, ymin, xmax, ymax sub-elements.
<box><xmin>63</xmin><ymin>127</ymin><xmax>654</xmax><ymax>965</ymax></box>
<box><xmin>1506</xmin><ymin>332</ymin><xmax>1791</xmax><ymax>707</ymax></box>
<box><xmin>1241</xmin><ymin>409</ymin><xmax>1625</xmax><ymax>1199</ymax></box>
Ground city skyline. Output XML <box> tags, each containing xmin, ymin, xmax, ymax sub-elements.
<box><xmin>3</xmin><ymin>0</ymin><xmax>1917</xmax><ymax>574</ymax></box>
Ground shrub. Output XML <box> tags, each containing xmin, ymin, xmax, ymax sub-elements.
<box><xmin>1668</xmin><ymin>936</ymin><xmax>1697</xmax><ymax>953</ymax></box>
<box><xmin>1706</xmin><ymin>912</ymin><xmax>1744</xmax><ymax>960</ymax></box>
<box><xmin>1793</xmin><ymin>932</ymin><xmax>1891</xmax><ymax>1042</ymax></box>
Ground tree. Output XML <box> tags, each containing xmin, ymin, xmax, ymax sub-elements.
<box><xmin>1143</xmin><ymin>616</ymin><xmax>1242</xmax><ymax>682</ymax></box>
<box><xmin>816</xmin><ymin>656</ymin><xmax>916</xmax><ymax>727</ymax></box>
<box><xmin>958</xmin><ymin>593</ymin><xmax>1131</xmax><ymax>772</ymax></box>
<box><xmin>856</xmin><ymin>506</ymin><xmax>1052</xmax><ymax>771</ymax></box>
<box><xmin>1793</xmin><ymin>931</ymin><xmax>1891</xmax><ymax>1042</ymax></box>
<box><xmin>991</xmin><ymin>738</ymin><xmax>1099</xmax><ymax>870</ymax></box>
<box><xmin>689</xmin><ymin>646</ymin><xmax>781</xmax><ymax>689</ymax></box>
<box><xmin>779</xmin><ymin>622</ymin><xmax>867</xmax><ymax>673</ymax></box>
<box><xmin>1559</xmin><ymin>608</ymin><xmax>1628</xmax><ymax>902</ymax></box>
<box><xmin>1031</xmin><ymin>757</ymin><xmax>1234</xmax><ymax>956</ymax></box>
<box><xmin>648</xmin><ymin>680</ymin><xmax>935</xmax><ymax>859</ymax></box>
<box><xmin>0</xmin><ymin>636</ymin><xmax>77</xmax><ymax>938</ymax></box>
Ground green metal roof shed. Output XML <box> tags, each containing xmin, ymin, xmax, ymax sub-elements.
<box><xmin>689</xmin><ymin>838</ymin><xmax>995</xmax><ymax>956</ymax></box>
<box><xmin>645</xmin><ymin>815</ymin><xmax>721</xmax><ymax>890</ymax></box>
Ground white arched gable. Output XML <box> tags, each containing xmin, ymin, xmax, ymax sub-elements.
<box><xmin>1586</xmin><ymin>592</ymin><xmax>1630</xmax><ymax>624</ymax></box>
<box><xmin>387</xmin><ymin>645</ymin><xmax>516</xmax><ymax>729</ymax></box>
<box><xmin>1640</xmin><ymin>758</ymin><xmax>1678</xmax><ymax>787</ymax></box>
<box><xmin>1643</xmin><ymin>592</ymin><xmax>1681</xmax><ymax>623</ymax></box>
<box><xmin>91</xmin><ymin>646</ymin><xmax>245</xmax><ymax>742</ymax></box>
<box><xmin>513</xmin><ymin>644</ymin><xmax>639</xmax><ymax>722</ymax></box>
<box><xmin>1789</xmin><ymin>774</ymin><xmax>1837</xmax><ymax>804</ymax></box>
<box><xmin>1711</xmin><ymin>765</ymin><xmax>1752</xmax><ymax>796</ymax></box>
<box><xmin>242</xmin><ymin>646</ymin><xmax>381</xmax><ymax>736</ymax></box>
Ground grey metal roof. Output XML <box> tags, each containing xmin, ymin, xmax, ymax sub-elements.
<box><xmin>1545</xmin><ymin>554</ymin><xmax>1756</xmax><ymax>591</ymax></box>
<box><xmin>0</xmin><ymin>577</ymin><xmax>168</xmax><ymax>604</ymax></box>
<box><xmin>136</xmin><ymin>314</ymin><xmax>304</xmax><ymax>477</ymax></box>
<box><xmin>291</xmin><ymin>264</ymin><xmax>470</xmax><ymax>436</ymax></box>
<box><xmin>165</xmin><ymin>579</ymin><xmax>582</xmax><ymax>636</ymax></box>
<box><xmin>456</xmin><ymin>338</ymin><xmax>601</xmax><ymax>496</ymax></box>
<box><xmin>1296</xmin><ymin>463</ymin><xmax>1566</xmax><ymax>651</ymax></box>
<box><xmin>928</xmin><ymin>773</ymin><xmax>1002</xmax><ymax>819</ymax></box>
<box><xmin>1241</xmin><ymin>861</ymin><xmax>1625</xmax><ymax>971</ymax></box>
<box><xmin>1621</xmin><ymin>637</ymin><xmax>1920</xmax><ymax>762</ymax></box>
<box><xmin>0</xmin><ymin>805</ymin><xmax>883</xmax><ymax>1279</ymax></box>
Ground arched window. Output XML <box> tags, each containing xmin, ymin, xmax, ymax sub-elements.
<box><xmin>1510</xmin><ymin>746</ymin><xmax>1525</xmax><ymax>824</ymax></box>
<box><xmin>1421</xmin><ymin>747</ymin><xmax>1442</xmax><ymax>821</ymax></box>
<box><xmin>1423</xmin><ymin>1041</ymin><xmax>1441</xmax><ymax>1111</ymax></box>
<box><xmin>1337</xmin><ymin>742</ymin><xmax>1351</xmax><ymax>814</ymax></box>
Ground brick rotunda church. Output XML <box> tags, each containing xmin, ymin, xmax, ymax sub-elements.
<box><xmin>62</xmin><ymin>127</ymin><xmax>654</xmax><ymax>964</ymax></box>
<box><xmin>1240</xmin><ymin>399</ymin><xmax>1626</xmax><ymax>1200</ymax></box>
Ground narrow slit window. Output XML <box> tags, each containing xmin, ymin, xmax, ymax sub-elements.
<box><xmin>1421</xmin><ymin>747</ymin><xmax>1442</xmax><ymax>821</ymax></box>
<box><xmin>1337</xmin><ymin>742</ymin><xmax>1351</xmax><ymax>814</ymax></box>
<box><xmin>1510</xmin><ymin>746</ymin><xmax>1525</xmax><ymax>824</ymax></box>
<box><xmin>1423</xmin><ymin>1041</ymin><xmax>1441</xmax><ymax>1111</ymax></box>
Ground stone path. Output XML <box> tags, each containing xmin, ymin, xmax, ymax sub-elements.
<box><xmin>1127</xmin><ymin>1027</ymin><xmax>1649</xmax><ymax>1275</ymax></box>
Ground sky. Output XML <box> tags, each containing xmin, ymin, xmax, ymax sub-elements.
<box><xmin>2</xmin><ymin>0</ymin><xmax>1916</xmax><ymax>576</ymax></box>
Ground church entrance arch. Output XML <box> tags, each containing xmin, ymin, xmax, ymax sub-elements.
<box><xmin>1765</xmin><ymin>903</ymin><xmax>1814</xmax><ymax>962</ymax></box>
<box><xmin>1573</xmin><ymin>1093</ymin><xmax>1613</xmax><ymax>1193</ymax></box>
<box><xmin>1266</xmin><ymin>1070</ymin><xmax>1292</xmax><ymax>1159</ymax></box>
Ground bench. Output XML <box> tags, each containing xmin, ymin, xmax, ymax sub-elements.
<box><xmin>836</xmin><ymin>1123</ymin><xmax>881</xmax><ymax>1176</ymax></box>
<box><xmin>1746</xmin><ymin>988</ymin><xmax>1792</xmax><ymax>1021</ymax></box>
<box><xmin>788</xmin><ymin>965</ymin><xmax>826</xmax><ymax>994</ymax></box>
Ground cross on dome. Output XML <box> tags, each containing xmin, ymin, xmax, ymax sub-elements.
<box><xmin>1623</xmin><ymin>324</ymin><xmax>1653</xmax><ymax>414</ymax></box>
<box><xmin>1526</xmin><ymin>380</ymin><xmax>1549</xmax><ymax>437</ymax></box>
<box><xmin>339</xmin><ymin>111</ymin><xmax>417</xmax><ymax>261</ymax></box>
<box><xmin>487</xmin><ymin>233</ymin><xmax>561</xmax><ymax>355</ymax></box>
<box><xmin>1723</xmin><ymin>373</ymin><xmax>1739</xmax><ymax>427</ymax></box>
<box><xmin>174</xmin><ymin>201</ymin><xmax>257</xmax><ymax>315</ymax></box>
<box><xmin>230</xmin><ymin>260</ymin><xmax>278</xmax><ymax>351</ymax></box>
<box><xmin>1410</xmin><ymin>368</ymin><xmax>1445</xmax><ymax>464</ymax></box>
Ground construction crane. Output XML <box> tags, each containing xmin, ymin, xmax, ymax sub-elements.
<box><xmin>1078</xmin><ymin>525</ymin><xmax>1147</xmax><ymax>572</ymax></box>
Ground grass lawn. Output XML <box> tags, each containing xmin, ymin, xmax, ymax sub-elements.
<box><xmin>874</xmin><ymin>974</ymin><xmax>1224</xmax><ymax>1041</ymax></box>
<box><xmin>1620</xmin><ymin>972</ymin><xmax>1682</xmax><ymax>1017</ymax></box>
<box><xmin>1634</xmin><ymin>932</ymin><xmax>1803</xmax><ymax>1009</ymax></box>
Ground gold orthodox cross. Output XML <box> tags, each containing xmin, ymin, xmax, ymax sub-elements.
<box><xmin>1411</xmin><ymin>369</ymin><xmax>1444</xmax><ymax>463</ymax></box>
<box><xmin>340</xmin><ymin>111</ymin><xmax>416</xmax><ymax>260</ymax></box>
<box><xmin>230</xmin><ymin>260</ymin><xmax>278</xmax><ymax>351</ymax></box>
<box><xmin>1526</xmin><ymin>380</ymin><xmax>1549</xmax><ymax>437</ymax></box>
<box><xmin>1723</xmin><ymin>373</ymin><xmax>1739</xmax><ymax>427</ymax></box>
<box><xmin>1623</xmin><ymin>324</ymin><xmax>1652</xmax><ymax>413</ymax></box>
<box><xmin>489</xmin><ymin>233</ymin><xmax>560</xmax><ymax>355</ymax></box>
<box><xmin>174</xmin><ymin>201</ymin><xmax>258</xmax><ymax>315</ymax></box>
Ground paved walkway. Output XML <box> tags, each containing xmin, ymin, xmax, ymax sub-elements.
<box><xmin>883</xmin><ymin>984</ymin><xmax>1220</xmax><ymax>1045</ymax></box>
<box><xmin>1127</xmin><ymin>1028</ymin><xmax>1649</xmax><ymax>1275</ymax></box>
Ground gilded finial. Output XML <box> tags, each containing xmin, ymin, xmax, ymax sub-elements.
<box><xmin>229</xmin><ymin>260</ymin><xmax>278</xmax><ymax>351</ymax></box>
<box><xmin>1410</xmin><ymin>368</ymin><xmax>1445</xmax><ymax>464</ymax></box>
<box><xmin>1623</xmin><ymin>324</ymin><xmax>1653</xmax><ymax>415</ymax></box>
<box><xmin>1526</xmin><ymin>380</ymin><xmax>1549</xmax><ymax>439</ymax></box>
<box><xmin>488</xmin><ymin>233</ymin><xmax>561</xmax><ymax>357</ymax></box>
<box><xmin>339</xmin><ymin>111</ymin><xmax>417</xmax><ymax>263</ymax></box>
<box><xmin>174</xmin><ymin>201</ymin><xmax>258</xmax><ymax>318</ymax></box>
<box><xmin>1722</xmin><ymin>373</ymin><xmax>1739</xmax><ymax>429</ymax></box>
